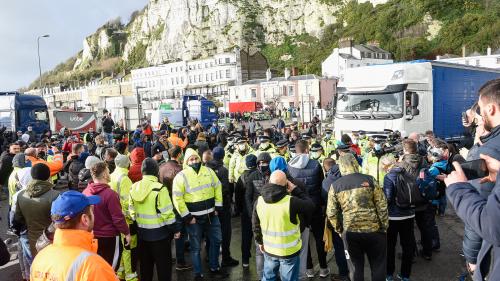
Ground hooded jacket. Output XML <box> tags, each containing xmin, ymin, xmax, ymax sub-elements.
<box><xmin>383</xmin><ymin>167</ymin><xmax>416</xmax><ymax>219</ymax></box>
<box><xmin>287</xmin><ymin>154</ymin><xmax>324</xmax><ymax>206</ymax></box>
<box><xmin>252</xmin><ymin>182</ymin><xmax>314</xmax><ymax>258</ymax></box>
<box><xmin>14</xmin><ymin>179</ymin><xmax>59</xmax><ymax>256</ymax></box>
<box><xmin>321</xmin><ymin>164</ymin><xmax>342</xmax><ymax>203</ymax></box>
<box><xmin>82</xmin><ymin>182</ymin><xmax>129</xmax><ymax>238</ymax></box>
<box><xmin>0</xmin><ymin>151</ymin><xmax>15</xmax><ymax>185</ymax></box>
<box><xmin>128</xmin><ymin>147</ymin><xmax>145</xmax><ymax>183</ymax></box>
<box><xmin>64</xmin><ymin>153</ymin><xmax>89</xmax><ymax>189</ymax></box>
<box><xmin>206</xmin><ymin>159</ymin><xmax>232</xmax><ymax>209</ymax></box>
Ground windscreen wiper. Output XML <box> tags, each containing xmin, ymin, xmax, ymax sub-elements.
<box><xmin>375</xmin><ymin>110</ymin><xmax>396</xmax><ymax>119</ymax></box>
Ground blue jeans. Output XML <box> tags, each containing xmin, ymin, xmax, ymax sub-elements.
<box><xmin>103</xmin><ymin>132</ymin><xmax>114</xmax><ymax>145</ymax></box>
<box><xmin>186</xmin><ymin>214</ymin><xmax>222</xmax><ymax>275</ymax></box>
<box><xmin>19</xmin><ymin>233</ymin><xmax>32</xmax><ymax>279</ymax></box>
<box><xmin>263</xmin><ymin>253</ymin><xmax>300</xmax><ymax>281</ymax></box>
<box><xmin>175</xmin><ymin>225</ymin><xmax>187</xmax><ymax>264</ymax></box>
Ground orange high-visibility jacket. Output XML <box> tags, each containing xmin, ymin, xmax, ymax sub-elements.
<box><xmin>30</xmin><ymin>229</ymin><xmax>118</xmax><ymax>281</ymax></box>
<box><xmin>26</xmin><ymin>154</ymin><xmax>63</xmax><ymax>177</ymax></box>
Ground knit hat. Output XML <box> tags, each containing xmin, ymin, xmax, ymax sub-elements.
<box><xmin>141</xmin><ymin>157</ymin><xmax>159</xmax><ymax>176</ymax></box>
<box><xmin>257</xmin><ymin>152</ymin><xmax>272</xmax><ymax>163</ymax></box>
<box><xmin>245</xmin><ymin>154</ymin><xmax>257</xmax><ymax>170</ymax></box>
<box><xmin>12</xmin><ymin>153</ymin><xmax>26</xmax><ymax>168</ymax></box>
<box><xmin>270</xmin><ymin>156</ymin><xmax>288</xmax><ymax>173</ymax></box>
<box><xmin>115</xmin><ymin>154</ymin><xmax>130</xmax><ymax>169</ymax></box>
<box><xmin>114</xmin><ymin>142</ymin><xmax>127</xmax><ymax>154</ymax></box>
<box><xmin>213</xmin><ymin>147</ymin><xmax>225</xmax><ymax>161</ymax></box>
<box><xmin>31</xmin><ymin>163</ymin><xmax>51</xmax><ymax>181</ymax></box>
<box><xmin>85</xmin><ymin>156</ymin><xmax>101</xmax><ymax>169</ymax></box>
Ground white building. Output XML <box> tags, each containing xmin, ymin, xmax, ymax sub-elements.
<box><xmin>436</xmin><ymin>47</ymin><xmax>500</xmax><ymax>69</ymax></box>
<box><xmin>131</xmin><ymin>50</ymin><xmax>268</xmax><ymax>110</ymax></box>
<box><xmin>322</xmin><ymin>39</ymin><xmax>393</xmax><ymax>81</ymax></box>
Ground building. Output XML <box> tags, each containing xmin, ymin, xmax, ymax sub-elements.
<box><xmin>228</xmin><ymin>69</ymin><xmax>337</xmax><ymax>122</ymax></box>
<box><xmin>131</xmin><ymin>49</ymin><xmax>268</xmax><ymax>110</ymax></box>
<box><xmin>436</xmin><ymin>47</ymin><xmax>500</xmax><ymax>69</ymax></box>
<box><xmin>322</xmin><ymin>39</ymin><xmax>393</xmax><ymax>81</ymax></box>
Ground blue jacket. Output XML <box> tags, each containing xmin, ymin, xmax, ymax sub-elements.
<box><xmin>287</xmin><ymin>155</ymin><xmax>324</xmax><ymax>206</ymax></box>
<box><xmin>321</xmin><ymin>165</ymin><xmax>341</xmax><ymax>203</ymax></box>
<box><xmin>448</xmin><ymin>174</ymin><xmax>500</xmax><ymax>281</ymax></box>
<box><xmin>383</xmin><ymin>167</ymin><xmax>415</xmax><ymax>219</ymax></box>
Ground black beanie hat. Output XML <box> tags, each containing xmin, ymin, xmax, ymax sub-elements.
<box><xmin>245</xmin><ymin>154</ymin><xmax>257</xmax><ymax>169</ymax></box>
<box><xmin>141</xmin><ymin>158</ymin><xmax>159</xmax><ymax>176</ymax></box>
<box><xmin>31</xmin><ymin>163</ymin><xmax>51</xmax><ymax>181</ymax></box>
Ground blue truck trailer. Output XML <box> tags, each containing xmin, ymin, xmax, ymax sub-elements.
<box><xmin>334</xmin><ymin>60</ymin><xmax>500</xmax><ymax>138</ymax></box>
<box><xmin>0</xmin><ymin>92</ymin><xmax>50</xmax><ymax>134</ymax></box>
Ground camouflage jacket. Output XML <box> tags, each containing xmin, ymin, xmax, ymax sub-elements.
<box><xmin>326</xmin><ymin>172</ymin><xmax>388</xmax><ymax>234</ymax></box>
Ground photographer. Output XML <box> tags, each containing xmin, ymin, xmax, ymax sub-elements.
<box><xmin>445</xmin><ymin>154</ymin><xmax>500</xmax><ymax>281</ymax></box>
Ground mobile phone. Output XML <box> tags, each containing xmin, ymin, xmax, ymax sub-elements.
<box><xmin>459</xmin><ymin>159</ymin><xmax>488</xmax><ymax>180</ymax></box>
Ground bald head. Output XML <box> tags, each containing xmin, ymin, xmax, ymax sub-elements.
<box><xmin>269</xmin><ymin>170</ymin><xmax>287</xmax><ymax>186</ymax></box>
<box><xmin>408</xmin><ymin>132</ymin><xmax>419</xmax><ymax>142</ymax></box>
<box><xmin>25</xmin><ymin>148</ymin><xmax>37</xmax><ymax>157</ymax></box>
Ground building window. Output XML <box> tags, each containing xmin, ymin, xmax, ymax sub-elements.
<box><xmin>205</xmin><ymin>63</ymin><xmax>208</xmax><ymax>68</ymax></box>
<box><xmin>465</xmin><ymin>60</ymin><xmax>469</xmax><ymax>65</ymax></box>
<box><xmin>189</xmin><ymin>76</ymin><xmax>193</xmax><ymax>83</ymax></box>
<box><xmin>288</xmin><ymin>86</ymin><xmax>294</xmax><ymax>96</ymax></box>
<box><xmin>206</xmin><ymin>74</ymin><xmax>209</xmax><ymax>81</ymax></box>
<box><xmin>176</xmin><ymin>77</ymin><xmax>179</xmax><ymax>84</ymax></box>
<box><xmin>211</xmin><ymin>73</ymin><xmax>214</xmax><ymax>81</ymax></box>
<box><xmin>210</xmin><ymin>62</ymin><xmax>214</xmax><ymax>67</ymax></box>
<box><xmin>199</xmin><ymin>74</ymin><xmax>202</xmax><ymax>82</ymax></box>
<box><xmin>367</xmin><ymin>53</ymin><xmax>371</xmax><ymax>58</ymax></box>
<box><xmin>198</xmin><ymin>64</ymin><xmax>201</xmax><ymax>69</ymax></box>
<box><xmin>181</xmin><ymin>77</ymin><xmax>184</xmax><ymax>84</ymax></box>
<box><xmin>219</xmin><ymin>70</ymin><xmax>223</xmax><ymax>78</ymax></box>
<box><xmin>225</xmin><ymin>57</ymin><xmax>230</xmax><ymax>63</ymax></box>
<box><xmin>476</xmin><ymin>59</ymin><xmax>480</xmax><ymax>66</ymax></box>
<box><xmin>497</xmin><ymin>57</ymin><xmax>500</xmax><ymax>64</ymax></box>
<box><xmin>226</xmin><ymin>69</ymin><xmax>231</xmax><ymax>78</ymax></box>
<box><xmin>350</xmin><ymin>64</ymin><xmax>354</xmax><ymax>68</ymax></box>
<box><xmin>171</xmin><ymin>78</ymin><xmax>174</xmax><ymax>85</ymax></box>
<box><xmin>216</xmin><ymin>71</ymin><xmax>219</xmax><ymax>79</ymax></box>
<box><xmin>251</xmin><ymin>88</ymin><xmax>257</xmax><ymax>98</ymax></box>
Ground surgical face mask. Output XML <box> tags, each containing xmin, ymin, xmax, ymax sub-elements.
<box><xmin>311</xmin><ymin>152</ymin><xmax>321</xmax><ymax>159</ymax></box>
<box><xmin>374</xmin><ymin>144</ymin><xmax>382</xmax><ymax>151</ymax></box>
<box><xmin>325</xmin><ymin>134</ymin><xmax>332</xmax><ymax>139</ymax></box>
<box><xmin>290</xmin><ymin>152</ymin><xmax>297</xmax><ymax>158</ymax></box>
<box><xmin>189</xmin><ymin>162</ymin><xmax>202</xmax><ymax>173</ymax></box>
<box><xmin>353</xmin><ymin>139</ymin><xmax>358</xmax><ymax>145</ymax></box>
<box><xmin>238</xmin><ymin>144</ymin><xmax>247</xmax><ymax>151</ymax></box>
<box><xmin>258</xmin><ymin>164</ymin><xmax>270</xmax><ymax>174</ymax></box>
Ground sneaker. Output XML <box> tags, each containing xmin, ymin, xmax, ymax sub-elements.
<box><xmin>176</xmin><ymin>262</ymin><xmax>193</xmax><ymax>271</ymax></box>
<box><xmin>209</xmin><ymin>269</ymin><xmax>229</xmax><ymax>279</ymax></box>
<box><xmin>319</xmin><ymin>267</ymin><xmax>330</xmax><ymax>278</ymax></box>
<box><xmin>194</xmin><ymin>274</ymin><xmax>204</xmax><ymax>281</ymax></box>
<box><xmin>306</xmin><ymin>268</ymin><xmax>315</xmax><ymax>278</ymax></box>
<box><xmin>242</xmin><ymin>263</ymin><xmax>250</xmax><ymax>268</ymax></box>
<box><xmin>221</xmin><ymin>257</ymin><xmax>239</xmax><ymax>267</ymax></box>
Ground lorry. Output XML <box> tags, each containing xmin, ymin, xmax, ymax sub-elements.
<box><xmin>0</xmin><ymin>92</ymin><xmax>50</xmax><ymax>134</ymax></box>
<box><xmin>49</xmin><ymin>110</ymin><xmax>97</xmax><ymax>134</ymax></box>
<box><xmin>333</xmin><ymin>60</ymin><xmax>500</xmax><ymax>139</ymax></box>
<box><xmin>229</xmin><ymin>101</ymin><xmax>263</xmax><ymax>113</ymax></box>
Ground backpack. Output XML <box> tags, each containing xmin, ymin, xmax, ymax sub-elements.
<box><xmin>417</xmin><ymin>168</ymin><xmax>439</xmax><ymax>201</ymax></box>
<box><xmin>395</xmin><ymin>169</ymin><xmax>426</xmax><ymax>209</ymax></box>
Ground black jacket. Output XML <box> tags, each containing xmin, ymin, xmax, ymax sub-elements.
<box><xmin>287</xmin><ymin>155</ymin><xmax>324</xmax><ymax>206</ymax></box>
<box><xmin>0</xmin><ymin>151</ymin><xmax>14</xmax><ymax>185</ymax></box>
<box><xmin>63</xmin><ymin>155</ymin><xmax>85</xmax><ymax>190</ymax></box>
<box><xmin>235</xmin><ymin>168</ymin><xmax>257</xmax><ymax>216</ymax></box>
<box><xmin>245</xmin><ymin>169</ymin><xmax>270</xmax><ymax>216</ymax></box>
<box><xmin>252</xmin><ymin>183</ymin><xmax>314</xmax><ymax>258</ymax></box>
<box><xmin>206</xmin><ymin>159</ymin><xmax>232</xmax><ymax>209</ymax></box>
<box><xmin>102</xmin><ymin>117</ymin><xmax>115</xmax><ymax>134</ymax></box>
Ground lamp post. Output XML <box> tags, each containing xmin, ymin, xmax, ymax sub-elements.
<box><xmin>37</xmin><ymin>34</ymin><xmax>50</xmax><ymax>96</ymax></box>
<box><xmin>136</xmin><ymin>86</ymin><xmax>146</xmax><ymax>126</ymax></box>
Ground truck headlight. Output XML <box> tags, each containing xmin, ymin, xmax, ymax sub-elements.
<box><xmin>391</xmin><ymin>70</ymin><xmax>404</xmax><ymax>80</ymax></box>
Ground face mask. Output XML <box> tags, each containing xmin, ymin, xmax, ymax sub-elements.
<box><xmin>38</xmin><ymin>151</ymin><xmax>46</xmax><ymax>159</ymax></box>
<box><xmin>311</xmin><ymin>152</ymin><xmax>320</xmax><ymax>159</ymax></box>
<box><xmin>189</xmin><ymin>162</ymin><xmax>202</xmax><ymax>173</ymax></box>
<box><xmin>290</xmin><ymin>152</ymin><xmax>297</xmax><ymax>158</ymax></box>
<box><xmin>353</xmin><ymin>139</ymin><xmax>358</xmax><ymax>145</ymax></box>
<box><xmin>238</xmin><ymin>144</ymin><xmax>247</xmax><ymax>151</ymax></box>
<box><xmin>259</xmin><ymin>164</ymin><xmax>270</xmax><ymax>174</ymax></box>
<box><xmin>374</xmin><ymin>144</ymin><xmax>381</xmax><ymax>151</ymax></box>
<box><xmin>325</xmin><ymin>134</ymin><xmax>331</xmax><ymax>139</ymax></box>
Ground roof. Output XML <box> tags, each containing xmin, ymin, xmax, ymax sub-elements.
<box><xmin>339</xmin><ymin>53</ymin><xmax>358</xmax><ymax>60</ymax></box>
<box><xmin>354</xmin><ymin>44</ymin><xmax>391</xmax><ymax>54</ymax></box>
<box><xmin>242</xmin><ymin>74</ymin><xmax>322</xmax><ymax>85</ymax></box>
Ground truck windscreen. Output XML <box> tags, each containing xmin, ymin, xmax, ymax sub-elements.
<box><xmin>335</xmin><ymin>91</ymin><xmax>404</xmax><ymax>119</ymax></box>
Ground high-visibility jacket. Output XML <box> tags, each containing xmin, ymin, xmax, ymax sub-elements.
<box><xmin>362</xmin><ymin>152</ymin><xmax>386</xmax><ymax>185</ymax></box>
<box><xmin>311</xmin><ymin>155</ymin><xmax>326</xmax><ymax>166</ymax></box>
<box><xmin>129</xmin><ymin>175</ymin><xmax>176</xmax><ymax>230</ymax></box>
<box><xmin>110</xmin><ymin>167</ymin><xmax>133</xmax><ymax>222</ymax></box>
<box><xmin>30</xmin><ymin>229</ymin><xmax>117</xmax><ymax>281</ymax></box>
<box><xmin>7</xmin><ymin>167</ymin><xmax>21</xmax><ymax>206</ymax></box>
<box><xmin>223</xmin><ymin>143</ymin><xmax>233</xmax><ymax>169</ymax></box>
<box><xmin>272</xmin><ymin>150</ymin><xmax>291</xmax><ymax>162</ymax></box>
<box><xmin>321</xmin><ymin>137</ymin><xmax>337</xmax><ymax>158</ymax></box>
<box><xmin>256</xmin><ymin>195</ymin><xmax>302</xmax><ymax>257</ymax></box>
<box><xmin>172</xmin><ymin>148</ymin><xmax>223</xmax><ymax>218</ymax></box>
<box><xmin>229</xmin><ymin>146</ymin><xmax>254</xmax><ymax>183</ymax></box>
<box><xmin>26</xmin><ymin>154</ymin><xmax>63</xmax><ymax>177</ymax></box>
<box><xmin>254</xmin><ymin>144</ymin><xmax>276</xmax><ymax>158</ymax></box>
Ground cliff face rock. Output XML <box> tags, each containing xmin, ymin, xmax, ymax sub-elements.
<box><xmin>75</xmin><ymin>0</ymin><xmax>339</xmax><ymax>70</ymax></box>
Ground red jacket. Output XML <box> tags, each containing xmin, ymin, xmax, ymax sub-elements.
<box><xmin>82</xmin><ymin>182</ymin><xmax>129</xmax><ymax>237</ymax></box>
<box><xmin>128</xmin><ymin>147</ymin><xmax>145</xmax><ymax>183</ymax></box>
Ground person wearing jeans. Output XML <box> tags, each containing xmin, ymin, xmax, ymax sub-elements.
<box><xmin>263</xmin><ymin>254</ymin><xmax>300</xmax><ymax>281</ymax></box>
<box><xmin>186</xmin><ymin>214</ymin><xmax>223</xmax><ymax>275</ymax></box>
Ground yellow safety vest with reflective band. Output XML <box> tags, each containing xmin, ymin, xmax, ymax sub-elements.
<box><xmin>256</xmin><ymin>195</ymin><xmax>302</xmax><ymax>257</ymax></box>
<box><xmin>129</xmin><ymin>176</ymin><xmax>176</xmax><ymax>229</ymax></box>
<box><xmin>172</xmin><ymin>166</ymin><xmax>223</xmax><ymax>218</ymax></box>
<box><xmin>110</xmin><ymin>167</ymin><xmax>133</xmax><ymax>222</ymax></box>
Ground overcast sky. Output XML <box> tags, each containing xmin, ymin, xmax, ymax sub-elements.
<box><xmin>0</xmin><ymin>0</ymin><xmax>148</xmax><ymax>91</ymax></box>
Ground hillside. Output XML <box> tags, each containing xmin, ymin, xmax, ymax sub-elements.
<box><xmin>29</xmin><ymin>0</ymin><xmax>500</xmax><ymax>89</ymax></box>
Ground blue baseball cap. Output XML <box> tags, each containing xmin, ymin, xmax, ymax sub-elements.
<box><xmin>51</xmin><ymin>191</ymin><xmax>101</xmax><ymax>223</ymax></box>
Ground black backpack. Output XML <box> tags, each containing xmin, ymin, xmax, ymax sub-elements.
<box><xmin>395</xmin><ymin>169</ymin><xmax>426</xmax><ymax>209</ymax></box>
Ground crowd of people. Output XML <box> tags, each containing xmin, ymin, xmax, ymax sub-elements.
<box><xmin>0</xmin><ymin>78</ymin><xmax>498</xmax><ymax>281</ymax></box>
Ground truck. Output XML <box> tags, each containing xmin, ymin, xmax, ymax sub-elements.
<box><xmin>333</xmin><ymin>60</ymin><xmax>500</xmax><ymax>139</ymax></box>
<box><xmin>0</xmin><ymin>92</ymin><xmax>50</xmax><ymax>134</ymax></box>
<box><xmin>229</xmin><ymin>101</ymin><xmax>263</xmax><ymax>113</ymax></box>
<box><xmin>50</xmin><ymin>110</ymin><xmax>97</xmax><ymax>134</ymax></box>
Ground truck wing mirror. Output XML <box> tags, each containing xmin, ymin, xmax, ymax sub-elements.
<box><xmin>411</xmin><ymin>92</ymin><xmax>419</xmax><ymax>107</ymax></box>
<box><xmin>411</xmin><ymin>108</ymin><xmax>420</xmax><ymax>116</ymax></box>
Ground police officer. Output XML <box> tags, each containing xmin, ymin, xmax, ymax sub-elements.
<box><xmin>223</xmin><ymin>133</ymin><xmax>240</xmax><ymax>169</ymax></box>
<box><xmin>172</xmin><ymin>148</ymin><xmax>228</xmax><ymax>280</ymax></box>
<box><xmin>361</xmin><ymin>135</ymin><xmax>386</xmax><ymax>184</ymax></box>
<box><xmin>129</xmin><ymin>158</ymin><xmax>181</xmax><ymax>281</ymax></box>
<box><xmin>255</xmin><ymin>135</ymin><xmax>276</xmax><ymax>157</ymax></box>
<box><xmin>274</xmin><ymin>139</ymin><xmax>291</xmax><ymax>162</ymax></box>
<box><xmin>321</xmin><ymin>129</ymin><xmax>336</xmax><ymax>158</ymax></box>
<box><xmin>310</xmin><ymin>143</ymin><xmax>326</xmax><ymax>165</ymax></box>
<box><xmin>109</xmin><ymin>155</ymin><xmax>137</xmax><ymax>281</ymax></box>
<box><xmin>229</xmin><ymin>137</ymin><xmax>254</xmax><ymax>184</ymax></box>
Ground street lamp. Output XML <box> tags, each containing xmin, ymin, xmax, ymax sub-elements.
<box><xmin>136</xmin><ymin>86</ymin><xmax>146</xmax><ymax>126</ymax></box>
<box><xmin>37</xmin><ymin>34</ymin><xmax>50</xmax><ymax>96</ymax></box>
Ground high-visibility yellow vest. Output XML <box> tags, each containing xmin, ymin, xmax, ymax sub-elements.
<box><xmin>129</xmin><ymin>176</ymin><xmax>176</xmax><ymax>230</ymax></box>
<box><xmin>256</xmin><ymin>195</ymin><xmax>302</xmax><ymax>257</ymax></box>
